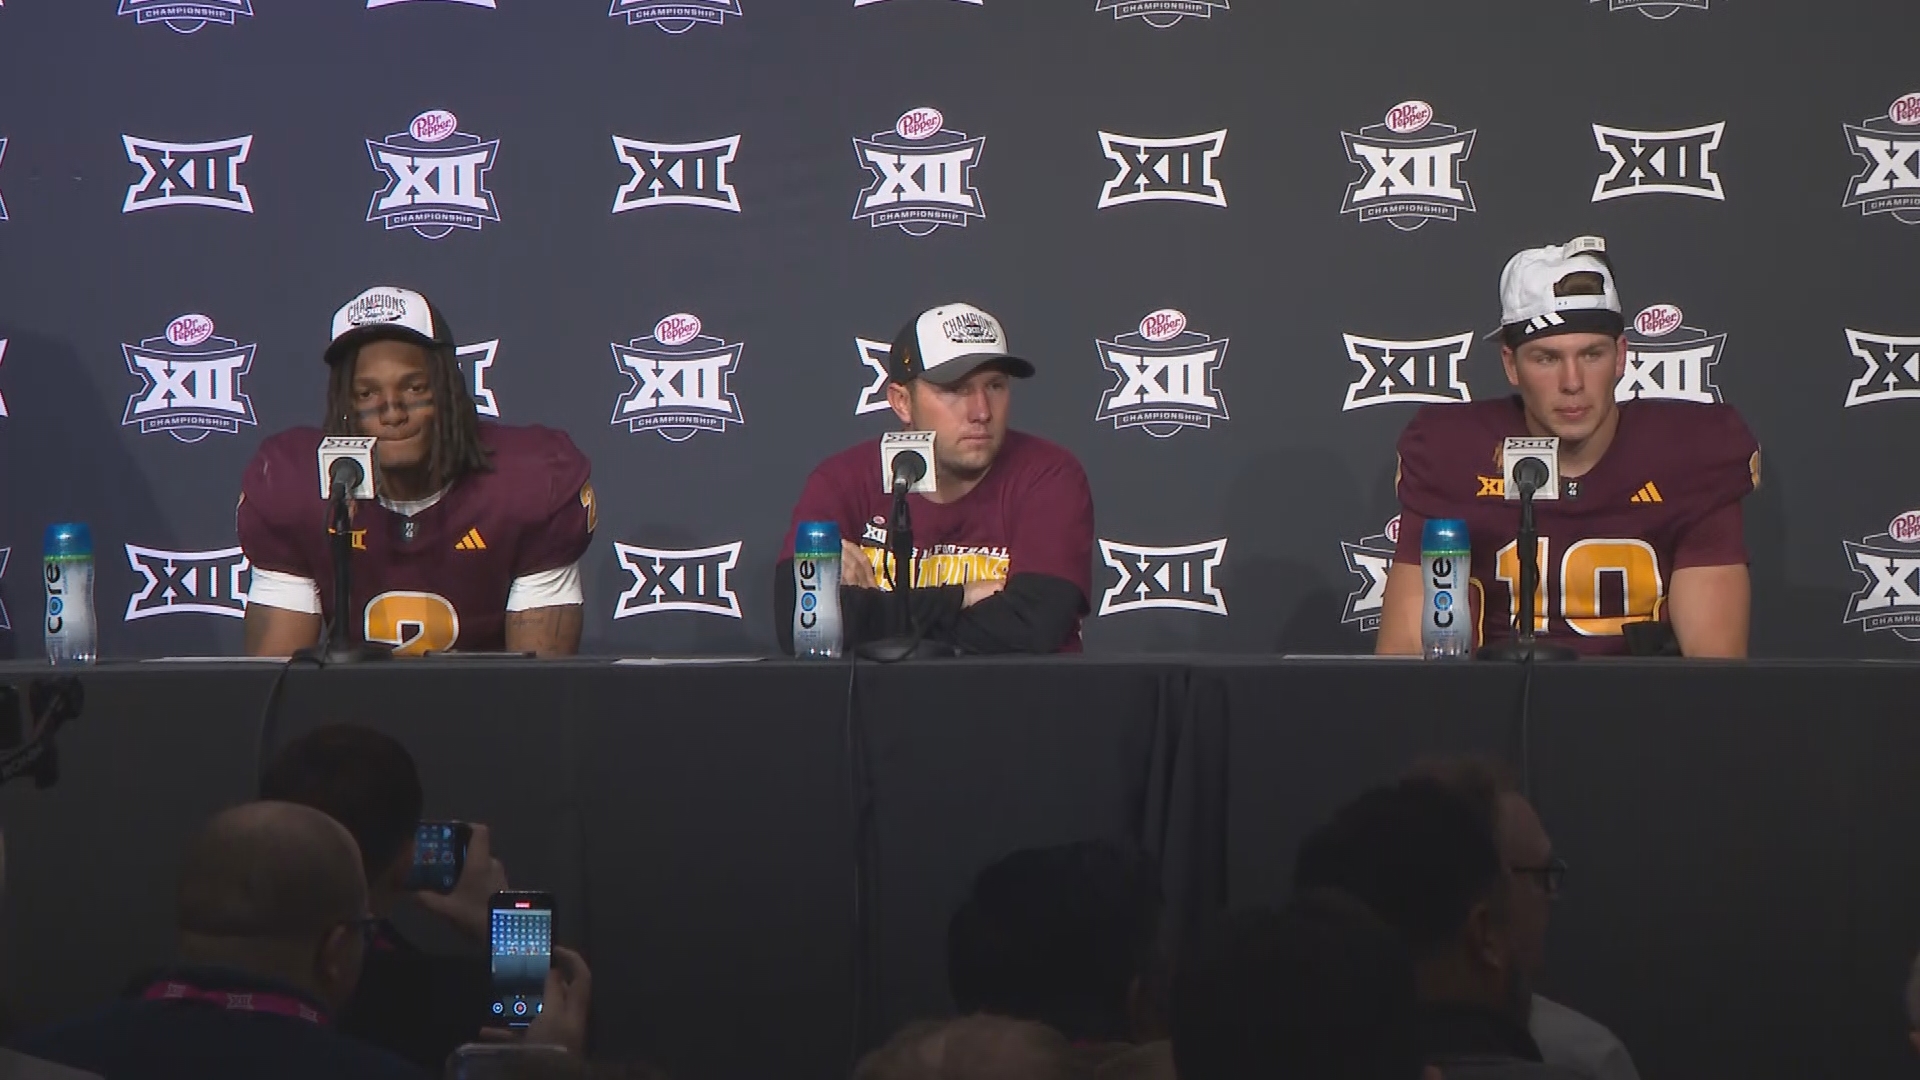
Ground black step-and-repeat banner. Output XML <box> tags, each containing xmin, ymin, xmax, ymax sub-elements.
<box><xmin>1</xmin><ymin>0</ymin><xmax>1918</xmax><ymax>659</ymax></box>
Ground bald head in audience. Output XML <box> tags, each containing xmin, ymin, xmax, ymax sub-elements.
<box><xmin>855</xmin><ymin>1015</ymin><xmax>1086</xmax><ymax>1080</ymax></box>
<box><xmin>174</xmin><ymin>801</ymin><xmax>372</xmax><ymax>1012</ymax></box>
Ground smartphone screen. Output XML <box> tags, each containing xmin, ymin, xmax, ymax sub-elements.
<box><xmin>488</xmin><ymin>892</ymin><xmax>553</xmax><ymax>1028</ymax></box>
<box><xmin>406</xmin><ymin>821</ymin><xmax>469</xmax><ymax>894</ymax></box>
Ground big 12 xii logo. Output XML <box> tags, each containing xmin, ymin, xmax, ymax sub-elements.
<box><xmin>853</xmin><ymin>107</ymin><xmax>985</xmax><ymax>237</ymax></box>
<box><xmin>1097</xmin><ymin>538</ymin><xmax>1229</xmax><ymax>616</ymax></box>
<box><xmin>122</xmin><ymin>314</ymin><xmax>257</xmax><ymax>442</ymax></box>
<box><xmin>1095</xmin><ymin>309</ymin><xmax>1229</xmax><ymax>437</ymax></box>
<box><xmin>1095</xmin><ymin>0</ymin><xmax>1228</xmax><ymax>28</ymax></box>
<box><xmin>1619</xmin><ymin>304</ymin><xmax>1724</xmax><ymax>403</ymax></box>
<box><xmin>1341</xmin><ymin>100</ymin><xmax>1475</xmax><ymax>231</ymax></box>
<box><xmin>117</xmin><ymin>0</ymin><xmax>252</xmax><ymax>32</ymax></box>
<box><xmin>1844</xmin><ymin>509</ymin><xmax>1920</xmax><ymax>642</ymax></box>
<box><xmin>1341</xmin><ymin>516</ymin><xmax>1400</xmax><ymax>633</ymax></box>
<box><xmin>610</xmin><ymin>313</ymin><xmax>744</xmax><ymax>442</ymax></box>
<box><xmin>1594</xmin><ymin>0</ymin><xmax>1707</xmax><ymax>19</ymax></box>
<box><xmin>367</xmin><ymin>109</ymin><xmax>500</xmax><ymax>239</ymax></box>
<box><xmin>124</xmin><ymin>544</ymin><xmax>252</xmax><ymax>621</ymax></box>
<box><xmin>612</xmin><ymin>540</ymin><xmax>743</xmax><ymax>619</ymax></box>
<box><xmin>1846</xmin><ymin>92</ymin><xmax>1920</xmax><ymax>225</ymax></box>
<box><xmin>609</xmin><ymin>0</ymin><xmax>740</xmax><ymax>31</ymax></box>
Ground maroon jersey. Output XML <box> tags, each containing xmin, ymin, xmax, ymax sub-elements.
<box><xmin>783</xmin><ymin>430</ymin><xmax>1095</xmax><ymax>649</ymax></box>
<box><xmin>1392</xmin><ymin>396</ymin><xmax>1758</xmax><ymax>655</ymax></box>
<box><xmin>238</xmin><ymin>423</ymin><xmax>595</xmax><ymax>654</ymax></box>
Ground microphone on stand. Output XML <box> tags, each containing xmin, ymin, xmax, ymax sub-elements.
<box><xmin>889</xmin><ymin>446</ymin><xmax>928</xmax><ymax>497</ymax></box>
<box><xmin>297</xmin><ymin>436</ymin><xmax>390</xmax><ymax>664</ymax></box>
<box><xmin>1478</xmin><ymin>437</ymin><xmax>1577</xmax><ymax>662</ymax></box>
<box><xmin>858</xmin><ymin>431</ymin><xmax>954</xmax><ymax>662</ymax></box>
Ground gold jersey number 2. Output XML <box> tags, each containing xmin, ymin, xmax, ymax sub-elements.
<box><xmin>1494</xmin><ymin>538</ymin><xmax>1664</xmax><ymax>637</ymax></box>
<box><xmin>364</xmin><ymin>591</ymin><xmax>461</xmax><ymax>657</ymax></box>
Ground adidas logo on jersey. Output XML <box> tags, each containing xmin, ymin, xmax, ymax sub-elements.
<box><xmin>454</xmin><ymin>528</ymin><xmax>487</xmax><ymax>551</ymax></box>
<box><xmin>1629</xmin><ymin>482</ymin><xmax>1663</xmax><ymax>504</ymax></box>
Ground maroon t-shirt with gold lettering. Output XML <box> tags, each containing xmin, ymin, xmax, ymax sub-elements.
<box><xmin>1392</xmin><ymin>396</ymin><xmax>1758</xmax><ymax>655</ymax></box>
<box><xmin>783</xmin><ymin>430</ymin><xmax>1095</xmax><ymax>650</ymax></box>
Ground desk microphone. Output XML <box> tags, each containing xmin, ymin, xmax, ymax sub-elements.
<box><xmin>317</xmin><ymin>437</ymin><xmax>377</xmax><ymax>502</ymax></box>
<box><xmin>879</xmin><ymin>431</ymin><xmax>938</xmax><ymax>495</ymax></box>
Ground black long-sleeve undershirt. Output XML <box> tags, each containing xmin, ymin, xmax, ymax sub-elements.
<box><xmin>773</xmin><ymin>558</ymin><xmax>1085</xmax><ymax>655</ymax></box>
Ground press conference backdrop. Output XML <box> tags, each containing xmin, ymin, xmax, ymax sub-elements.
<box><xmin>0</xmin><ymin>0</ymin><xmax>1915</xmax><ymax>660</ymax></box>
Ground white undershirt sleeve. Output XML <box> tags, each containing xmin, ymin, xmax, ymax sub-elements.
<box><xmin>248</xmin><ymin>567</ymin><xmax>323</xmax><ymax>615</ymax></box>
<box><xmin>506</xmin><ymin>561</ymin><xmax>584</xmax><ymax>612</ymax></box>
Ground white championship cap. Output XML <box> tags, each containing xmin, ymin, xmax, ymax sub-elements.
<box><xmin>888</xmin><ymin>303</ymin><xmax>1036</xmax><ymax>385</ymax></box>
<box><xmin>1490</xmin><ymin>236</ymin><xmax>1624</xmax><ymax>346</ymax></box>
<box><xmin>324</xmin><ymin>285</ymin><xmax>453</xmax><ymax>366</ymax></box>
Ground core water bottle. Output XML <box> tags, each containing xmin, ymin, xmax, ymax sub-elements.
<box><xmin>43</xmin><ymin>522</ymin><xmax>97</xmax><ymax>666</ymax></box>
<box><xmin>1420</xmin><ymin>518</ymin><xmax>1470</xmax><ymax>660</ymax></box>
<box><xmin>793</xmin><ymin>521</ymin><xmax>844</xmax><ymax>659</ymax></box>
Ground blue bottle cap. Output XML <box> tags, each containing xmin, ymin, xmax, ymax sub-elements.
<box><xmin>795</xmin><ymin>521</ymin><xmax>841</xmax><ymax>556</ymax></box>
<box><xmin>43</xmin><ymin>522</ymin><xmax>93</xmax><ymax>559</ymax></box>
<box><xmin>1420</xmin><ymin>518</ymin><xmax>1469</xmax><ymax>551</ymax></box>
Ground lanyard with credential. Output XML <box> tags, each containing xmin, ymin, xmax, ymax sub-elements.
<box><xmin>141</xmin><ymin>980</ymin><xmax>329</xmax><ymax>1027</ymax></box>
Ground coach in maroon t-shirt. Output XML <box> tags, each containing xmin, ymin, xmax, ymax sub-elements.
<box><xmin>777</xmin><ymin>303</ymin><xmax>1094</xmax><ymax>654</ymax></box>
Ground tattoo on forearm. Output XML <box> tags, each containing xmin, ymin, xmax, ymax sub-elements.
<box><xmin>504</xmin><ymin>605</ymin><xmax>583</xmax><ymax>656</ymax></box>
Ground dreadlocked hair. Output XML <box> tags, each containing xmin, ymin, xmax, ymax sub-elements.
<box><xmin>324</xmin><ymin>341</ymin><xmax>493</xmax><ymax>495</ymax></box>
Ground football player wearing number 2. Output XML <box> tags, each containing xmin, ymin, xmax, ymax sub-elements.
<box><xmin>1377</xmin><ymin>238</ymin><xmax>1759</xmax><ymax>658</ymax></box>
<box><xmin>238</xmin><ymin>287</ymin><xmax>595</xmax><ymax>657</ymax></box>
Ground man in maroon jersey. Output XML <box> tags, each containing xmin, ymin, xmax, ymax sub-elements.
<box><xmin>776</xmin><ymin>303</ymin><xmax>1094</xmax><ymax>654</ymax></box>
<box><xmin>1376</xmin><ymin>238</ymin><xmax>1758</xmax><ymax>657</ymax></box>
<box><xmin>238</xmin><ymin>286</ymin><xmax>595</xmax><ymax>657</ymax></box>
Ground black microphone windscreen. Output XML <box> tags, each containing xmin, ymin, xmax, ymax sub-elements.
<box><xmin>1514</xmin><ymin>456</ymin><xmax>1549</xmax><ymax>490</ymax></box>
<box><xmin>892</xmin><ymin>449</ymin><xmax>927</xmax><ymax>485</ymax></box>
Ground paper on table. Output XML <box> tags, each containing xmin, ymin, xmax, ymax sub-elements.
<box><xmin>612</xmin><ymin>657</ymin><xmax>764</xmax><ymax>666</ymax></box>
<box><xmin>142</xmin><ymin>656</ymin><xmax>290</xmax><ymax>663</ymax></box>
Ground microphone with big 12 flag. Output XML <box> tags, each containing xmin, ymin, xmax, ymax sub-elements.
<box><xmin>300</xmin><ymin>436</ymin><xmax>392</xmax><ymax>664</ymax></box>
<box><xmin>1478</xmin><ymin>436</ymin><xmax>1578</xmax><ymax>662</ymax></box>
<box><xmin>856</xmin><ymin>431</ymin><xmax>954</xmax><ymax>662</ymax></box>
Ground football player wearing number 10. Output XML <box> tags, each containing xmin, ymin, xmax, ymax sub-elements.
<box><xmin>238</xmin><ymin>287</ymin><xmax>596</xmax><ymax>657</ymax></box>
<box><xmin>1377</xmin><ymin>238</ymin><xmax>1760</xmax><ymax>658</ymax></box>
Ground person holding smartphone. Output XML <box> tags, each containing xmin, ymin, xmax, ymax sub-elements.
<box><xmin>258</xmin><ymin>724</ymin><xmax>509</xmax><ymax>1069</ymax></box>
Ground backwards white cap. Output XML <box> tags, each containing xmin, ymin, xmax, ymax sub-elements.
<box><xmin>1490</xmin><ymin>236</ymin><xmax>1624</xmax><ymax>345</ymax></box>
